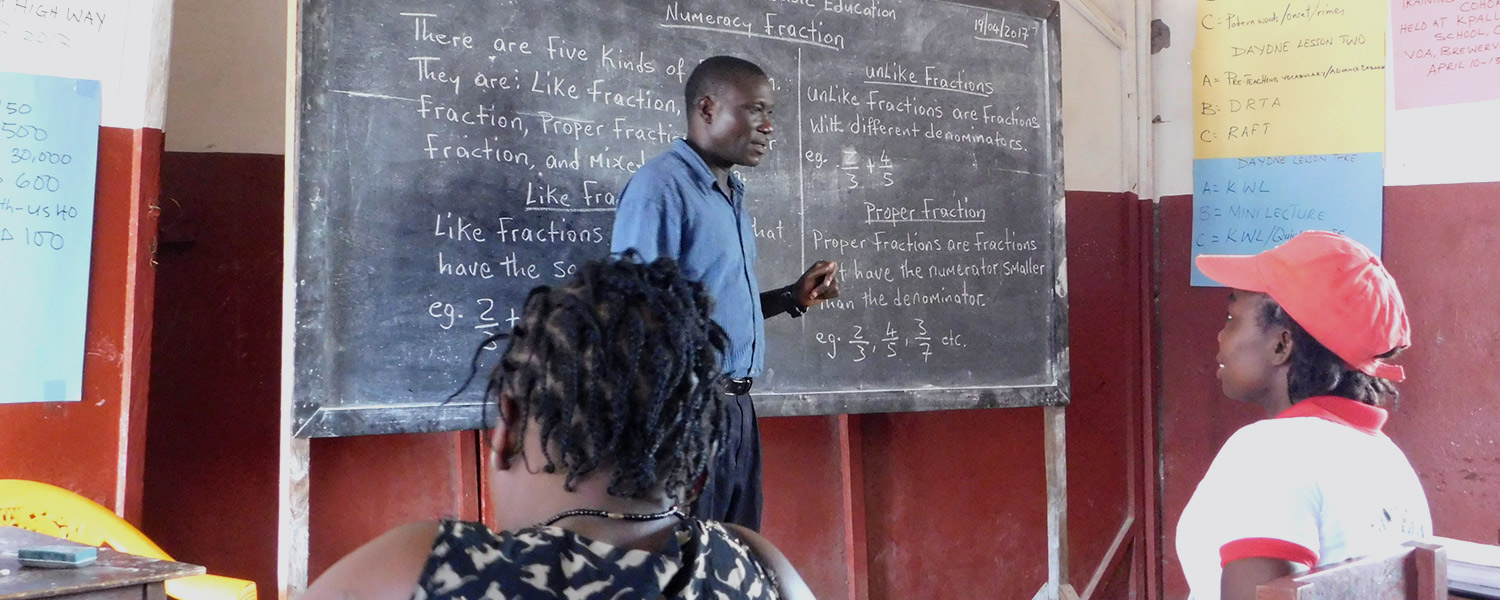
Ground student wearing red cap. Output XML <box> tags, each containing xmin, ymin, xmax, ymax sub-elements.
<box><xmin>1175</xmin><ymin>231</ymin><xmax>1432</xmax><ymax>600</ymax></box>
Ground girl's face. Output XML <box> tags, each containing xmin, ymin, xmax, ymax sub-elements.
<box><xmin>1215</xmin><ymin>290</ymin><xmax>1288</xmax><ymax>406</ymax></box>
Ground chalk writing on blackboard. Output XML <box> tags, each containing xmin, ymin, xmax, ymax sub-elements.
<box><xmin>293</xmin><ymin>0</ymin><xmax>1065</xmax><ymax>436</ymax></box>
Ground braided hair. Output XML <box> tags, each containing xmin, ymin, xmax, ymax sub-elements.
<box><xmin>1258</xmin><ymin>299</ymin><xmax>1401</xmax><ymax>407</ymax></box>
<box><xmin>481</xmin><ymin>254</ymin><xmax>728</xmax><ymax>504</ymax></box>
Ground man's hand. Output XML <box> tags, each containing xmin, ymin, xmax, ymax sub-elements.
<box><xmin>794</xmin><ymin>260</ymin><xmax>839</xmax><ymax>307</ymax></box>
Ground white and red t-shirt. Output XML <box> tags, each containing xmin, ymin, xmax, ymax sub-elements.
<box><xmin>1175</xmin><ymin>396</ymin><xmax>1432</xmax><ymax>600</ymax></box>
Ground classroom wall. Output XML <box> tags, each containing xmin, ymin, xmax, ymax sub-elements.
<box><xmin>159</xmin><ymin>0</ymin><xmax>284</xmax><ymax>154</ymax></box>
<box><xmin>1150</xmin><ymin>0</ymin><xmax>1500</xmax><ymax>597</ymax></box>
<box><xmin>20</xmin><ymin>0</ymin><xmax>1489</xmax><ymax>596</ymax></box>
<box><xmin>143</xmin><ymin>2</ymin><xmax>1152</xmax><ymax>600</ymax></box>
<box><xmin>140</xmin><ymin>0</ymin><xmax>286</xmax><ymax>587</ymax></box>
<box><xmin>0</xmin><ymin>0</ymin><xmax>173</xmax><ymax>525</ymax></box>
<box><xmin>144</xmin><ymin>150</ymin><xmax>284</xmax><ymax>591</ymax></box>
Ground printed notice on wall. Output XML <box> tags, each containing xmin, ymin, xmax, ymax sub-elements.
<box><xmin>1392</xmin><ymin>0</ymin><xmax>1500</xmax><ymax>109</ymax></box>
<box><xmin>0</xmin><ymin>71</ymin><xmax>101</xmax><ymax>404</ymax></box>
<box><xmin>1191</xmin><ymin>0</ymin><xmax>1386</xmax><ymax>286</ymax></box>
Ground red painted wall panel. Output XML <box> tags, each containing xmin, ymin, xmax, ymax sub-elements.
<box><xmin>761</xmin><ymin>415</ymin><xmax>852</xmax><ymax>600</ymax></box>
<box><xmin>864</xmin><ymin>406</ymin><xmax>1050</xmax><ymax>599</ymax></box>
<box><xmin>307</xmin><ymin>432</ymin><xmax>482</xmax><ymax>579</ymax></box>
<box><xmin>1157</xmin><ymin>182</ymin><xmax>1500</xmax><ymax>599</ymax></box>
<box><xmin>0</xmin><ymin>126</ymin><xmax>161</xmax><ymax>524</ymax></box>
<box><xmin>1381</xmin><ymin>183</ymin><xmax>1500</xmax><ymax>545</ymax></box>
<box><xmin>1063</xmin><ymin>191</ymin><xmax>1148</xmax><ymax>596</ymax></box>
<box><xmin>144</xmin><ymin>152</ymin><xmax>285</xmax><ymax>594</ymax></box>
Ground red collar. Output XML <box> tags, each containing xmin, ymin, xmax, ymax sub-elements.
<box><xmin>1274</xmin><ymin>396</ymin><xmax>1388</xmax><ymax>435</ymax></box>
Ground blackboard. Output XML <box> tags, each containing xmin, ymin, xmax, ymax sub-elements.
<box><xmin>291</xmin><ymin>0</ymin><xmax>1067</xmax><ymax>437</ymax></box>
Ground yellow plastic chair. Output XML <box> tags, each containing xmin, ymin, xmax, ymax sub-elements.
<box><xmin>0</xmin><ymin>479</ymin><xmax>257</xmax><ymax>600</ymax></box>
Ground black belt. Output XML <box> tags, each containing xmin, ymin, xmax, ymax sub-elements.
<box><xmin>719</xmin><ymin>377</ymin><xmax>753</xmax><ymax>396</ymax></box>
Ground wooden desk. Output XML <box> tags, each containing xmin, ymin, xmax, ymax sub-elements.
<box><xmin>0</xmin><ymin>528</ymin><xmax>204</xmax><ymax>600</ymax></box>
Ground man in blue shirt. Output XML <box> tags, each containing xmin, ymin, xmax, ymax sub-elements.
<box><xmin>610</xmin><ymin>56</ymin><xmax>839</xmax><ymax>530</ymax></box>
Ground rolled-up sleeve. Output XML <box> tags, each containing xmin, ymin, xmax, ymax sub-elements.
<box><xmin>610</xmin><ymin>174</ymin><xmax>680</xmax><ymax>262</ymax></box>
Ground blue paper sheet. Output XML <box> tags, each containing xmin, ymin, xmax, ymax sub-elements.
<box><xmin>0</xmin><ymin>72</ymin><xmax>102</xmax><ymax>403</ymax></box>
<box><xmin>1190</xmin><ymin>152</ymin><xmax>1385</xmax><ymax>287</ymax></box>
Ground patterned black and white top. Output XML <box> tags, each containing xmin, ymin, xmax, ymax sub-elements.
<box><xmin>410</xmin><ymin>518</ymin><xmax>781</xmax><ymax>600</ymax></box>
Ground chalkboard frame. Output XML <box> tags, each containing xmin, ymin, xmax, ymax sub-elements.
<box><xmin>289</xmin><ymin>0</ymin><xmax>1068</xmax><ymax>438</ymax></box>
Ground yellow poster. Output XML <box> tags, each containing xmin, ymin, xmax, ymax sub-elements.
<box><xmin>1193</xmin><ymin>0</ymin><xmax>1387</xmax><ymax>159</ymax></box>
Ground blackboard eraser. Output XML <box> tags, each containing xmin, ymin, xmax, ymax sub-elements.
<box><xmin>17</xmin><ymin>545</ymin><xmax>98</xmax><ymax>569</ymax></box>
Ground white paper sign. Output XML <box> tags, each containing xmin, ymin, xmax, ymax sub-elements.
<box><xmin>0</xmin><ymin>71</ymin><xmax>101</xmax><ymax>403</ymax></box>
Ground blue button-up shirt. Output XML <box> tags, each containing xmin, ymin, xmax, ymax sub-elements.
<box><xmin>610</xmin><ymin>139</ymin><xmax>764</xmax><ymax>378</ymax></box>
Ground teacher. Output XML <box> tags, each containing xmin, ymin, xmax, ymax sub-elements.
<box><xmin>611</xmin><ymin>55</ymin><xmax>840</xmax><ymax>531</ymax></box>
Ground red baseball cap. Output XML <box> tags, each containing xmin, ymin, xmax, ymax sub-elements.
<box><xmin>1195</xmin><ymin>231</ymin><xmax>1410</xmax><ymax>382</ymax></box>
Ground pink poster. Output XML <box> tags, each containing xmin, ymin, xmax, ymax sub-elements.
<box><xmin>1392</xmin><ymin>0</ymin><xmax>1500</xmax><ymax>109</ymax></box>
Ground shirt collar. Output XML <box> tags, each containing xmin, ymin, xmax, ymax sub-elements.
<box><xmin>670</xmin><ymin>138</ymin><xmax>744</xmax><ymax>198</ymax></box>
<box><xmin>1273</xmin><ymin>395</ymin><xmax>1389</xmax><ymax>435</ymax></box>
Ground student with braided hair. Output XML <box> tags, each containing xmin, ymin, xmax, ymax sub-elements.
<box><xmin>1175</xmin><ymin>231</ymin><xmax>1432</xmax><ymax>600</ymax></box>
<box><xmin>303</xmin><ymin>256</ymin><xmax>814</xmax><ymax>600</ymax></box>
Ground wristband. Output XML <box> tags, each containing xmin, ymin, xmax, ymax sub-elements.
<box><xmin>782</xmin><ymin>287</ymin><xmax>807</xmax><ymax>318</ymax></box>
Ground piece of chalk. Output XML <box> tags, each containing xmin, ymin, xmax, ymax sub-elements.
<box><xmin>17</xmin><ymin>545</ymin><xmax>97</xmax><ymax>569</ymax></box>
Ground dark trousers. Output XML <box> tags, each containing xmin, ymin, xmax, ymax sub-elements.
<box><xmin>692</xmin><ymin>393</ymin><xmax>763</xmax><ymax>531</ymax></box>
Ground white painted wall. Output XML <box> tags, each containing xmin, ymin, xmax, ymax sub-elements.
<box><xmin>1060</xmin><ymin>0</ymin><xmax>1132</xmax><ymax>193</ymax></box>
<box><xmin>161</xmin><ymin>0</ymin><xmax>285</xmax><ymax>153</ymax></box>
<box><xmin>1384</xmin><ymin>50</ymin><xmax>1500</xmax><ymax>187</ymax></box>
<box><xmin>1150</xmin><ymin>0</ymin><xmax>1197</xmax><ymax>197</ymax></box>
<box><xmin>0</xmin><ymin>0</ymin><xmax>173</xmax><ymax>129</ymax></box>
<box><xmin>1151</xmin><ymin>0</ymin><xmax>1499</xmax><ymax>196</ymax></box>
